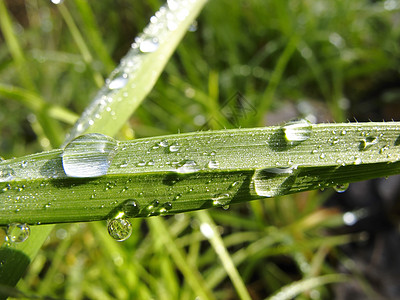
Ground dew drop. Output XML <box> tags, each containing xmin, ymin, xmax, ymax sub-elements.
<box><xmin>359</xmin><ymin>136</ymin><xmax>377</xmax><ymax>151</ymax></box>
<box><xmin>21</xmin><ymin>161</ymin><xmax>28</xmax><ymax>168</ymax></box>
<box><xmin>207</xmin><ymin>160</ymin><xmax>219</xmax><ymax>169</ymax></box>
<box><xmin>282</xmin><ymin>119</ymin><xmax>312</xmax><ymax>144</ymax></box>
<box><xmin>137</xmin><ymin>160</ymin><xmax>146</xmax><ymax>167</ymax></box>
<box><xmin>62</xmin><ymin>133</ymin><xmax>118</xmax><ymax>178</ymax></box>
<box><xmin>139</xmin><ymin>37</ymin><xmax>160</xmax><ymax>53</ymax></box>
<box><xmin>175</xmin><ymin>160</ymin><xmax>200</xmax><ymax>174</ymax></box>
<box><xmin>107</xmin><ymin>218</ymin><xmax>132</xmax><ymax>242</ymax></box>
<box><xmin>108</xmin><ymin>73</ymin><xmax>129</xmax><ymax>90</ymax></box>
<box><xmin>0</xmin><ymin>168</ymin><xmax>15</xmax><ymax>182</ymax></box>
<box><xmin>169</xmin><ymin>144</ymin><xmax>180</xmax><ymax>152</ymax></box>
<box><xmin>159</xmin><ymin>140</ymin><xmax>169</xmax><ymax>147</ymax></box>
<box><xmin>333</xmin><ymin>183</ymin><xmax>349</xmax><ymax>193</ymax></box>
<box><xmin>354</xmin><ymin>157</ymin><xmax>362</xmax><ymax>165</ymax></box>
<box><xmin>250</xmin><ymin>166</ymin><xmax>298</xmax><ymax>197</ymax></box>
<box><xmin>212</xmin><ymin>193</ymin><xmax>231</xmax><ymax>207</ymax></box>
<box><xmin>6</xmin><ymin>223</ymin><xmax>30</xmax><ymax>243</ymax></box>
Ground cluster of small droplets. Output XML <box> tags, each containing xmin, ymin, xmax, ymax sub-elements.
<box><xmin>66</xmin><ymin>0</ymin><xmax>200</xmax><ymax>141</ymax></box>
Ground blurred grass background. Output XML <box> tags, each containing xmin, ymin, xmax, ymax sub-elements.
<box><xmin>1</xmin><ymin>0</ymin><xmax>400</xmax><ymax>299</ymax></box>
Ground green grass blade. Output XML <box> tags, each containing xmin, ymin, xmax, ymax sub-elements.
<box><xmin>0</xmin><ymin>122</ymin><xmax>399</xmax><ymax>225</ymax></box>
<box><xmin>267</xmin><ymin>274</ymin><xmax>348</xmax><ymax>300</ymax></box>
<box><xmin>64</xmin><ymin>0</ymin><xmax>208</xmax><ymax>144</ymax></box>
<box><xmin>197</xmin><ymin>211</ymin><xmax>252</xmax><ymax>300</ymax></box>
<box><xmin>57</xmin><ymin>3</ymin><xmax>104</xmax><ymax>88</ymax></box>
<box><xmin>0</xmin><ymin>83</ymin><xmax>79</xmax><ymax>125</ymax></box>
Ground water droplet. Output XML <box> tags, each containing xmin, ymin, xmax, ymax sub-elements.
<box><xmin>212</xmin><ymin>193</ymin><xmax>231</xmax><ymax>207</ymax></box>
<box><xmin>137</xmin><ymin>160</ymin><xmax>146</xmax><ymax>167</ymax></box>
<box><xmin>122</xmin><ymin>199</ymin><xmax>139</xmax><ymax>217</ymax></box>
<box><xmin>207</xmin><ymin>160</ymin><xmax>219</xmax><ymax>169</ymax></box>
<box><xmin>21</xmin><ymin>161</ymin><xmax>28</xmax><ymax>168</ymax></box>
<box><xmin>167</xmin><ymin>0</ymin><xmax>179</xmax><ymax>10</ymax></box>
<box><xmin>0</xmin><ymin>168</ymin><xmax>15</xmax><ymax>182</ymax></box>
<box><xmin>62</xmin><ymin>133</ymin><xmax>118</xmax><ymax>178</ymax></box>
<box><xmin>319</xmin><ymin>153</ymin><xmax>326</xmax><ymax>159</ymax></box>
<box><xmin>359</xmin><ymin>136</ymin><xmax>377</xmax><ymax>151</ymax></box>
<box><xmin>380</xmin><ymin>145</ymin><xmax>389</xmax><ymax>154</ymax></box>
<box><xmin>51</xmin><ymin>0</ymin><xmax>64</xmax><ymax>4</ymax></box>
<box><xmin>139</xmin><ymin>37</ymin><xmax>159</xmax><ymax>53</ymax></box>
<box><xmin>354</xmin><ymin>157</ymin><xmax>362</xmax><ymax>165</ymax></box>
<box><xmin>107</xmin><ymin>218</ymin><xmax>132</xmax><ymax>242</ymax></box>
<box><xmin>250</xmin><ymin>166</ymin><xmax>298</xmax><ymax>197</ymax></box>
<box><xmin>175</xmin><ymin>160</ymin><xmax>200</xmax><ymax>174</ymax></box>
<box><xmin>169</xmin><ymin>144</ymin><xmax>180</xmax><ymax>152</ymax></box>
<box><xmin>282</xmin><ymin>119</ymin><xmax>312</xmax><ymax>144</ymax></box>
<box><xmin>159</xmin><ymin>140</ymin><xmax>169</xmax><ymax>147</ymax></box>
<box><xmin>119</xmin><ymin>160</ymin><xmax>129</xmax><ymax>168</ymax></box>
<box><xmin>6</xmin><ymin>223</ymin><xmax>30</xmax><ymax>243</ymax></box>
<box><xmin>108</xmin><ymin>73</ymin><xmax>129</xmax><ymax>90</ymax></box>
<box><xmin>334</xmin><ymin>183</ymin><xmax>349</xmax><ymax>193</ymax></box>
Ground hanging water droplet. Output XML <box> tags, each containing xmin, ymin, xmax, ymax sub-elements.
<box><xmin>108</xmin><ymin>73</ymin><xmax>129</xmax><ymax>90</ymax></box>
<box><xmin>282</xmin><ymin>119</ymin><xmax>312</xmax><ymax>144</ymax></box>
<box><xmin>51</xmin><ymin>0</ymin><xmax>64</xmax><ymax>4</ymax></box>
<box><xmin>175</xmin><ymin>160</ymin><xmax>200</xmax><ymax>173</ymax></box>
<box><xmin>250</xmin><ymin>166</ymin><xmax>298</xmax><ymax>197</ymax></box>
<box><xmin>6</xmin><ymin>223</ymin><xmax>30</xmax><ymax>243</ymax></box>
<box><xmin>107</xmin><ymin>218</ymin><xmax>132</xmax><ymax>241</ymax></box>
<box><xmin>139</xmin><ymin>37</ymin><xmax>160</xmax><ymax>53</ymax></box>
<box><xmin>62</xmin><ymin>133</ymin><xmax>118</xmax><ymax>178</ymax></box>
<box><xmin>334</xmin><ymin>183</ymin><xmax>349</xmax><ymax>193</ymax></box>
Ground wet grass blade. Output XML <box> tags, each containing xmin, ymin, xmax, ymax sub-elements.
<box><xmin>1</xmin><ymin>122</ymin><xmax>400</xmax><ymax>225</ymax></box>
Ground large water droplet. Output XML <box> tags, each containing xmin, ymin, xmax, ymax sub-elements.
<box><xmin>250</xmin><ymin>166</ymin><xmax>298</xmax><ymax>197</ymax></box>
<box><xmin>6</xmin><ymin>223</ymin><xmax>30</xmax><ymax>243</ymax></box>
<box><xmin>282</xmin><ymin>119</ymin><xmax>312</xmax><ymax>144</ymax></box>
<box><xmin>107</xmin><ymin>218</ymin><xmax>132</xmax><ymax>241</ymax></box>
<box><xmin>333</xmin><ymin>183</ymin><xmax>349</xmax><ymax>193</ymax></box>
<box><xmin>62</xmin><ymin>133</ymin><xmax>118</xmax><ymax>178</ymax></box>
<box><xmin>175</xmin><ymin>160</ymin><xmax>200</xmax><ymax>174</ymax></box>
